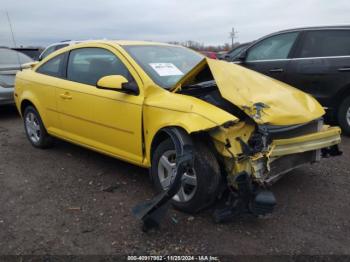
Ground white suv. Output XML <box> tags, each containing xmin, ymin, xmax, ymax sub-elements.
<box><xmin>39</xmin><ymin>40</ymin><xmax>81</xmax><ymax>61</ymax></box>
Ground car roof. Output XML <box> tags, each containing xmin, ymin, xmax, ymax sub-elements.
<box><xmin>45</xmin><ymin>40</ymin><xmax>175</xmax><ymax>50</ymax></box>
<box><xmin>39</xmin><ymin>40</ymin><xmax>181</xmax><ymax>62</ymax></box>
<box><xmin>248</xmin><ymin>25</ymin><xmax>350</xmax><ymax>46</ymax></box>
<box><xmin>268</xmin><ymin>25</ymin><xmax>350</xmax><ymax>35</ymax></box>
<box><xmin>105</xmin><ymin>40</ymin><xmax>175</xmax><ymax>46</ymax></box>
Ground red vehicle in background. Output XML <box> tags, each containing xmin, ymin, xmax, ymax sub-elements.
<box><xmin>199</xmin><ymin>50</ymin><xmax>217</xmax><ymax>59</ymax></box>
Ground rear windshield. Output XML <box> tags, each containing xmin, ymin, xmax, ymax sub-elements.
<box><xmin>0</xmin><ymin>48</ymin><xmax>33</xmax><ymax>66</ymax></box>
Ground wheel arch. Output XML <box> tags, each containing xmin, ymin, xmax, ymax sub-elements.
<box><xmin>150</xmin><ymin>126</ymin><xmax>192</xmax><ymax>162</ymax></box>
<box><xmin>20</xmin><ymin>99</ymin><xmax>37</xmax><ymax>115</ymax></box>
<box><xmin>333</xmin><ymin>83</ymin><xmax>350</xmax><ymax>111</ymax></box>
<box><xmin>19</xmin><ymin>96</ymin><xmax>48</xmax><ymax>130</ymax></box>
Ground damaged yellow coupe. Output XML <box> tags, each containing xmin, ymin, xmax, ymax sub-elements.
<box><xmin>15</xmin><ymin>41</ymin><xmax>341</xmax><ymax>225</ymax></box>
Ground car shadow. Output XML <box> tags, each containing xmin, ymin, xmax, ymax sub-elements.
<box><xmin>0</xmin><ymin>105</ymin><xmax>20</xmax><ymax>120</ymax></box>
<box><xmin>52</xmin><ymin>138</ymin><xmax>151</xmax><ymax>189</ymax></box>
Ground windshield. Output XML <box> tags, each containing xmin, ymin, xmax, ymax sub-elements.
<box><xmin>123</xmin><ymin>45</ymin><xmax>203</xmax><ymax>89</ymax></box>
<box><xmin>0</xmin><ymin>48</ymin><xmax>33</xmax><ymax>66</ymax></box>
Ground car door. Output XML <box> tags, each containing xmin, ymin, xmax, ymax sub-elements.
<box><xmin>56</xmin><ymin>46</ymin><xmax>144</xmax><ymax>164</ymax></box>
<box><xmin>239</xmin><ymin>32</ymin><xmax>300</xmax><ymax>82</ymax></box>
<box><xmin>33</xmin><ymin>52</ymin><xmax>68</xmax><ymax>132</ymax></box>
<box><xmin>285</xmin><ymin>29</ymin><xmax>350</xmax><ymax>107</ymax></box>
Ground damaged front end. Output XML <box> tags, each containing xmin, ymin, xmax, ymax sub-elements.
<box><xmin>169</xmin><ymin>58</ymin><xmax>341</xmax><ymax>221</ymax></box>
<box><xmin>209</xmin><ymin>118</ymin><xmax>341</xmax><ymax>222</ymax></box>
<box><xmin>134</xmin><ymin>57</ymin><xmax>342</xmax><ymax>230</ymax></box>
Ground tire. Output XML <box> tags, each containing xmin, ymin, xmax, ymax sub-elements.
<box><xmin>23</xmin><ymin>106</ymin><xmax>53</xmax><ymax>148</ymax></box>
<box><xmin>337</xmin><ymin>96</ymin><xmax>350</xmax><ymax>136</ymax></box>
<box><xmin>151</xmin><ymin>138</ymin><xmax>222</xmax><ymax>214</ymax></box>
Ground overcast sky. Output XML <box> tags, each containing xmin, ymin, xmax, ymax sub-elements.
<box><xmin>1</xmin><ymin>0</ymin><xmax>350</xmax><ymax>47</ymax></box>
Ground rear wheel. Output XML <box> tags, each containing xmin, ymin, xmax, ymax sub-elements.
<box><xmin>23</xmin><ymin>106</ymin><xmax>53</xmax><ymax>148</ymax></box>
<box><xmin>337</xmin><ymin>96</ymin><xmax>350</xmax><ymax>136</ymax></box>
<box><xmin>151</xmin><ymin>138</ymin><xmax>222</xmax><ymax>213</ymax></box>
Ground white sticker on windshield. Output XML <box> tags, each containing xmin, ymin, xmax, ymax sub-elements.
<box><xmin>149</xmin><ymin>63</ymin><xmax>184</xmax><ymax>76</ymax></box>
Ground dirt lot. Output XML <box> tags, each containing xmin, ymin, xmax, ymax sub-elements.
<box><xmin>0</xmin><ymin>105</ymin><xmax>349</xmax><ymax>256</ymax></box>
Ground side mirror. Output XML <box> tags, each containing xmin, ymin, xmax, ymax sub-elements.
<box><xmin>97</xmin><ymin>75</ymin><xmax>139</xmax><ymax>95</ymax></box>
<box><xmin>237</xmin><ymin>51</ymin><xmax>247</xmax><ymax>61</ymax></box>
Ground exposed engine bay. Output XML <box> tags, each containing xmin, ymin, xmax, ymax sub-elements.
<box><xmin>178</xmin><ymin>79</ymin><xmax>249</xmax><ymax>121</ymax></box>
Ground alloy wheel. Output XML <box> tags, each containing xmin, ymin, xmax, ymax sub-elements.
<box><xmin>157</xmin><ymin>150</ymin><xmax>197</xmax><ymax>202</ymax></box>
<box><xmin>25</xmin><ymin>112</ymin><xmax>41</xmax><ymax>143</ymax></box>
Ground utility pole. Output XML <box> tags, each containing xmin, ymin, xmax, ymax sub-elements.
<box><xmin>229</xmin><ymin>27</ymin><xmax>238</xmax><ymax>48</ymax></box>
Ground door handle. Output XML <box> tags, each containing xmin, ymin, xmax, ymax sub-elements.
<box><xmin>59</xmin><ymin>93</ymin><xmax>72</xmax><ymax>100</ymax></box>
<box><xmin>269</xmin><ymin>68</ymin><xmax>284</xmax><ymax>73</ymax></box>
<box><xmin>338</xmin><ymin>67</ymin><xmax>350</xmax><ymax>72</ymax></box>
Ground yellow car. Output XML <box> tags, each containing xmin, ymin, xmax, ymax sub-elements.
<box><xmin>14</xmin><ymin>41</ymin><xmax>341</xmax><ymax>219</ymax></box>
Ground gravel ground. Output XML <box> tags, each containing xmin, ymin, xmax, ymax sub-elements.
<box><xmin>0</xmin><ymin>105</ymin><xmax>349</xmax><ymax>256</ymax></box>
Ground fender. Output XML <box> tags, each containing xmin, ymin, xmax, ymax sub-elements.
<box><xmin>15</xmin><ymin>70</ymin><xmax>58</xmax><ymax>132</ymax></box>
<box><xmin>142</xmin><ymin>89</ymin><xmax>238</xmax><ymax>166</ymax></box>
<box><xmin>144</xmin><ymin>111</ymin><xmax>222</xmax><ymax>166</ymax></box>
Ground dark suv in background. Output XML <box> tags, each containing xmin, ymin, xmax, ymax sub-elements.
<box><xmin>235</xmin><ymin>26</ymin><xmax>350</xmax><ymax>135</ymax></box>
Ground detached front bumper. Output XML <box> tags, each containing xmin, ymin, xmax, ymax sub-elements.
<box><xmin>270</xmin><ymin>126</ymin><xmax>341</xmax><ymax>157</ymax></box>
<box><xmin>250</xmin><ymin>126</ymin><xmax>341</xmax><ymax>185</ymax></box>
<box><xmin>267</xmin><ymin>126</ymin><xmax>340</xmax><ymax>184</ymax></box>
<box><xmin>211</xmin><ymin>123</ymin><xmax>341</xmax><ymax>187</ymax></box>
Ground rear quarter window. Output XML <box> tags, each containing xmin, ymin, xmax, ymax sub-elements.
<box><xmin>36</xmin><ymin>53</ymin><xmax>66</xmax><ymax>78</ymax></box>
<box><xmin>298</xmin><ymin>30</ymin><xmax>350</xmax><ymax>58</ymax></box>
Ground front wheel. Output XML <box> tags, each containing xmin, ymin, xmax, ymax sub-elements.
<box><xmin>337</xmin><ymin>96</ymin><xmax>350</xmax><ymax>136</ymax></box>
<box><xmin>151</xmin><ymin>138</ymin><xmax>222</xmax><ymax>214</ymax></box>
<box><xmin>23</xmin><ymin>106</ymin><xmax>53</xmax><ymax>148</ymax></box>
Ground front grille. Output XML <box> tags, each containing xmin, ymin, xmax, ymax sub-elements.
<box><xmin>263</xmin><ymin>119</ymin><xmax>322</xmax><ymax>140</ymax></box>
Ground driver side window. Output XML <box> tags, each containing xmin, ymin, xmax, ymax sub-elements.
<box><xmin>67</xmin><ymin>47</ymin><xmax>133</xmax><ymax>86</ymax></box>
<box><xmin>246</xmin><ymin>32</ymin><xmax>299</xmax><ymax>61</ymax></box>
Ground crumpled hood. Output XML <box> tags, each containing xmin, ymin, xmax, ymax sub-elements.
<box><xmin>175</xmin><ymin>58</ymin><xmax>325</xmax><ymax>125</ymax></box>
